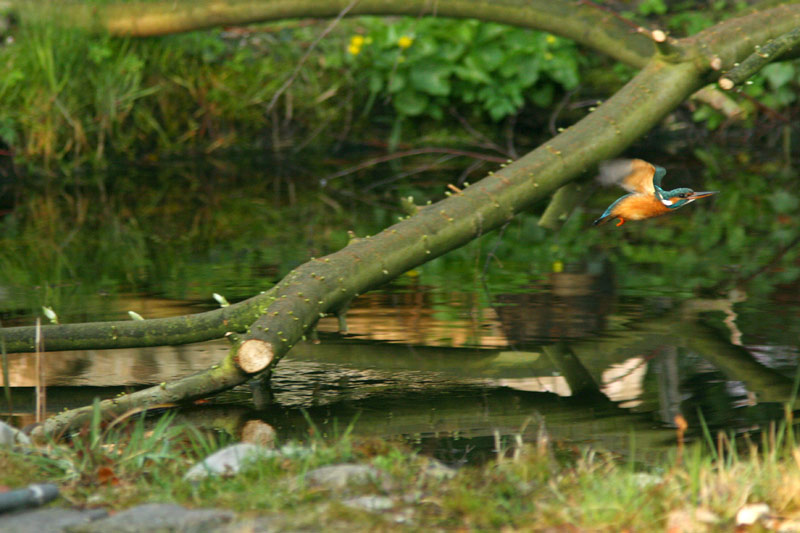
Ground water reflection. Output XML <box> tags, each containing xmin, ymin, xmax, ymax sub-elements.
<box><xmin>4</xmin><ymin>263</ymin><xmax>799</xmax><ymax>457</ymax></box>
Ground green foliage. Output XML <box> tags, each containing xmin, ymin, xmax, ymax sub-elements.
<box><xmin>0</xmin><ymin>15</ymin><xmax>349</xmax><ymax>169</ymax></box>
<box><xmin>345</xmin><ymin>18</ymin><xmax>581</xmax><ymax>123</ymax></box>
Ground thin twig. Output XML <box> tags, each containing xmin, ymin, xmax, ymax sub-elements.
<box><xmin>549</xmin><ymin>86</ymin><xmax>580</xmax><ymax>136</ymax></box>
<box><xmin>448</xmin><ymin>107</ymin><xmax>511</xmax><ymax>156</ymax></box>
<box><xmin>35</xmin><ymin>318</ymin><xmax>46</xmax><ymax>423</ymax></box>
<box><xmin>1</xmin><ymin>319</ymin><xmax>12</xmax><ymax>416</ymax></box>
<box><xmin>320</xmin><ymin>147</ymin><xmax>507</xmax><ymax>185</ymax></box>
<box><xmin>363</xmin><ymin>154</ymin><xmax>460</xmax><ymax>191</ymax></box>
<box><xmin>265</xmin><ymin>0</ymin><xmax>360</xmax><ymax>114</ymax></box>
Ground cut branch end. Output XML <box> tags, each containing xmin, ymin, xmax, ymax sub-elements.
<box><xmin>235</xmin><ymin>339</ymin><xmax>275</xmax><ymax>374</ymax></box>
<box><xmin>718</xmin><ymin>77</ymin><xmax>735</xmax><ymax>91</ymax></box>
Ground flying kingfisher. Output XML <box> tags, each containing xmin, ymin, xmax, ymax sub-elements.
<box><xmin>592</xmin><ymin>159</ymin><xmax>717</xmax><ymax>227</ymax></box>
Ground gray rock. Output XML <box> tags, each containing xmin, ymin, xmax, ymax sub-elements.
<box><xmin>67</xmin><ymin>503</ymin><xmax>234</xmax><ymax>533</ymax></box>
<box><xmin>0</xmin><ymin>420</ymin><xmax>31</xmax><ymax>447</ymax></box>
<box><xmin>422</xmin><ymin>458</ymin><xmax>458</xmax><ymax>480</ymax></box>
<box><xmin>0</xmin><ymin>508</ymin><xmax>107</xmax><ymax>533</ymax></box>
<box><xmin>304</xmin><ymin>463</ymin><xmax>389</xmax><ymax>491</ymax></box>
<box><xmin>341</xmin><ymin>495</ymin><xmax>395</xmax><ymax>512</ymax></box>
<box><xmin>215</xmin><ymin>515</ymin><xmax>285</xmax><ymax>533</ymax></box>
<box><xmin>184</xmin><ymin>443</ymin><xmax>273</xmax><ymax>482</ymax></box>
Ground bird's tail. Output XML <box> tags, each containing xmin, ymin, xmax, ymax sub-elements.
<box><xmin>592</xmin><ymin>214</ymin><xmax>612</xmax><ymax>226</ymax></box>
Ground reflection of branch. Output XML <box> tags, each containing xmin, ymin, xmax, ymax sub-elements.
<box><xmin>684</xmin><ymin>320</ymin><xmax>796</xmax><ymax>404</ymax></box>
<box><xmin>681</xmin><ymin>290</ymin><xmax>746</xmax><ymax>345</ymax></box>
<box><xmin>710</xmin><ymin>234</ymin><xmax>800</xmax><ymax>295</ymax></box>
<box><xmin>319</xmin><ymin>148</ymin><xmax>507</xmax><ymax>184</ymax></box>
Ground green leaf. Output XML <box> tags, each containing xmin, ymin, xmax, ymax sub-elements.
<box><xmin>768</xmin><ymin>190</ymin><xmax>799</xmax><ymax>214</ymax></box>
<box><xmin>368</xmin><ymin>72</ymin><xmax>384</xmax><ymax>93</ymax></box>
<box><xmin>472</xmin><ymin>44</ymin><xmax>505</xmax><ymax>71</ymax></box>
<box><xmin>453</xmin><ymin>62</ymin><xmax>492</xmax><ymax>84</ymax></box>
<box><xmin>387</xmin><ymin>72</ymin><xmax>406</xmax><ymax>93</ymax></box>
<box><xmin>409</xmin><ymin>61</ymin><xmax>451</xmax><ymax>96</ymax></box>
<box><xmin>393</xmin><ymin>89</ymin><xmax>428</xmax><ymax>116</ymax></box>
<box><xmin>762</xmin><ymin>62</ymin><xmax>795</xmax><ymax>90</ymax></box>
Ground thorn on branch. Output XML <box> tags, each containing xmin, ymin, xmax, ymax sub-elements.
<box><xmin>446</xmin><ymin>183</ymin><xmax>463</xmax><ymax>196</ymax></box>
<box><xmin>399</xmin><ymin>196</ymin><xmax>421</xmax><ymax>216</ymax></box>
<box><xmin>638</xmin><ymin>26</ymin><xmax>684</xmax><ymax>60</ymax></box>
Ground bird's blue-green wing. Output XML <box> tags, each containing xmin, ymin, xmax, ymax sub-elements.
<box><xmin>597</xmin><ymin>159</ymin><xmax>659</xmax><ymax>196</ymax></box>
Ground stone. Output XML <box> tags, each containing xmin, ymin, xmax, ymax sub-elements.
<box><xmin>341</xmin><ymin>495</ymin><xmax>395</xmax><ymax>513</ymax></box>
<box><xmin>0</xmin><ymin>508</ymin><xmax>107</xmax><ymax>533</ymax></box>
<box><xmin>184</xmin><ymin>443</ymin><xmax>273</xmax><ymax>482</ymax></box>
<box><xmin>422</xmin><ymin>458</ymin><xmax>458</xmax><ymax>480</ymax></box>
<box><xmin>736</xmin><ymin>503</ymin><xmax>771</xmax><ymax>526</ymax></box>
<box><xmin>67</xmin><ymin>503</ymin><xmax>234</xmax><ymax>533</ymax></box>
<box><xmin>0</xmin><ymin>420</ymin><xmax>31</xmax><ymax>447</ymax></box>
<box><xmin>304</xmin><ymin>463</ymin><xmax>389</xmax><ymax>491</ymax></box>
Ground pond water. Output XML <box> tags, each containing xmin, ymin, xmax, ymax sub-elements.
<box><xmin>2</xmin><ymin>151</ymin><xmax>799</xmax><ymax>463</ymax></box>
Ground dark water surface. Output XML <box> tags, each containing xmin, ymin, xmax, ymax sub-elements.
<box><xmin>2</xmin><ymin>153</ymin><xmax>799</xmax><ymax>463</ymax></box>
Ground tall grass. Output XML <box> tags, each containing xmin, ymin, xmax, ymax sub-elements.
<box><xmin>0</xmin><ymin>6</ymin><xmax>352</xmax><ymax>171</ymax></box>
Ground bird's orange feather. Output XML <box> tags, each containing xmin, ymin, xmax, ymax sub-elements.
<box><xmin>608</xmin><ymin>194</ymin><xmax>671</xmax><ymax>221</ymax></box>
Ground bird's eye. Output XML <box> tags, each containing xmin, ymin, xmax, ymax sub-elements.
<box><xmin>678</xmin><ymin>192</ymin><xmax>689</xmax><ymax>198</ymax></box>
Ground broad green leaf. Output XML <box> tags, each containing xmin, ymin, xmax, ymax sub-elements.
<box><xmin>409</xmin><ymin>61</ymin><xmax>452</xmax><ymax>96</ymax></box>
<box><xmin>393</xmin><ymin>89</ymin><xmax>428</xmax><ymax>116</ymax></box>
<box><xmin>762</xmin><ymin>62</ymin><xmax>796</xmax><ymax>90</ymax></box>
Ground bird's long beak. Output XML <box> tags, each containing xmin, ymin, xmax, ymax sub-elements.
<box><xmin>688</xmin><ymin>191</ymin><xmax>718</xmax><ymax>200</ymax></box>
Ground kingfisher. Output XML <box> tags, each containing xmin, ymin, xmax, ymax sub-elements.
<box><xmin>592</xmin><ymin>159</ymin><xmax>717</xmax><ymax>227</ymax></box>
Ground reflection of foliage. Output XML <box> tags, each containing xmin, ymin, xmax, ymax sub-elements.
<box><xmin>346</xmin><ymin>18</ymin><xmax>581</xmax><ymax>122</ymax></box>
<box><xmin>2</xmin><ymin>150</ymin><xmax>799</xmax><ymax>319</ymax></box>
<box><xmin>414</xmin><ymin>149</ymin><xmax>800</xmax><ymax>299</ymax></box>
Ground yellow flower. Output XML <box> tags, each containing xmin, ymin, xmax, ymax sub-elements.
<box><xmin>552</xmin><ymin>260</ymin><xmax>564</xmax><ymax>273</ymax></box>
<box><xmin>398</xmin><ymin>35</ymin><xmax>413</xmax><ymax>49</ymax></box>
<box><xmin>350</xmin><ymin>35</ymin><xmax>365</xmax><ymax>47</ymax></box>
<box><xmin>348</xmin><ymin>43</ymin><xmax>361</xmax><ymax>55</ymax></box>
<box><xmin>546</xmin><ymin>34</ymin><xmax>557</xmax><ymax>45</ymax></box>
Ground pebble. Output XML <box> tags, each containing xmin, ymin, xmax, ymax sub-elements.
<box><xmin>0</xmin><ymin>420</ymin><xmax>31</xmax><ymax>447</ymax></box>
<box><xmin>67</xmin><ymin>503</ymin><xmax>234</xmax><ymax>533</ymax></box>
<box><xmin>305</xmin><ymin>463</ymin><xmax>391</xmax><ymax>491</ymax></box>
<box><xmin>0</xmin><ymin>507</ymin><xmax>107</xmax><ymax>533</ymax></box>
<box><xmin>184</xmin><ymin>443</ymin><xmax>274</xmax><ymax>482</ymax></box>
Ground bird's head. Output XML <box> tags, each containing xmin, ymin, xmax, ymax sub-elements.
<box><xmin>657</xmin><ymin>187</ymin><xmax>717</xmax><ymax>209</ymax></box>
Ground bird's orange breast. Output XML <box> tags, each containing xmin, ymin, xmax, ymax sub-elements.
<box><xmin>610</xmin><ymin>194</ymin><xmax>671</xmax><ymax>220</ymax></box>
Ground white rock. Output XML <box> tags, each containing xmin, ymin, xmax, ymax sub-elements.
<box><xmin>342</xmin><ymin>496</ymin><xmax>395</xmax><ymax>512</ymax></box>
<box><xmin>305</xmin><ymin>464</ymin><xmax>388</xmax><ymax>490</ymax></box>
<box><xmin>736</xmin><ymin>503</ymin><xmax>771</xmax><ymax>525</ymax></box>
<box><xmin>0</xmin><ymin>420</ymin><xmax>31</xmax><ymax>446</ymax></box>
<box><xmin>184</xmin><ymin>443</ymin><xmax>273</xmax><ymax>482</ymax></box>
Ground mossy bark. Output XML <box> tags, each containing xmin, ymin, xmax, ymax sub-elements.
<box><xmin>50</xmin><ymin>0</ymin><xmax>656</xmax><ymax>67</ymax></box>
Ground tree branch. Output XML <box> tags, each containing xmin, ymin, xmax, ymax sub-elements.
<box><xmin>39</xmin><ymin>0</ymin><xmax>657</xmax><ymax>67</ymax></box>
<box><xmin>718</xmin><ymin>26</ymin><xmax>800</xmax><ymax>90</ymax></box>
